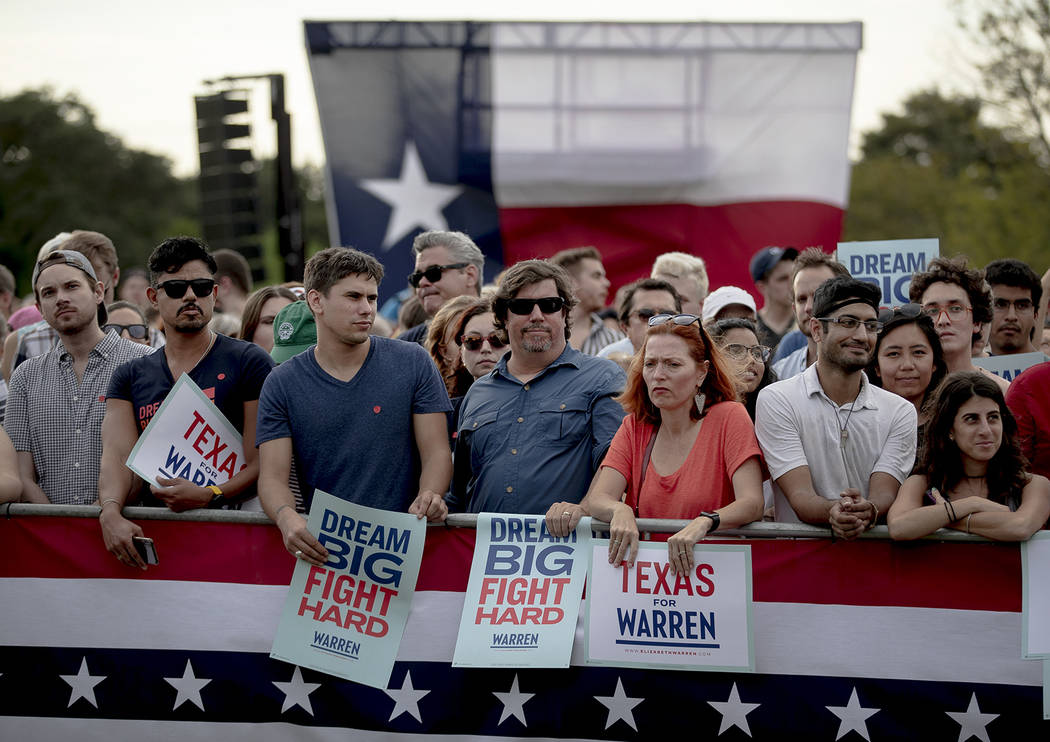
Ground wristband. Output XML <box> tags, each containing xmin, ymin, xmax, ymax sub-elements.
<box><xmin>207</xmin><ymin>485</ymin><xmax>223</xmax><ymax>506</ymax></box>
<box><xmin>868</xmin><ymin>500</ymin><xmax>879</xmax><ymax>530</ymax></box>
<box><xmin>99</xmin><ymin>498</ymin><xmax>121</xmax><ymax>517</ymax></box>
<box><xmin>966</xmin><ymin>512</ymin><xmax>974</xmax><ymax>535</ymax></box>
<box><xmin>274</xmin><ymin>504</ymin><xmax>293</xmax><ymax>520</ymax></box>
<box><xmin>699</xmin><ymin>511</ymin><xmax>720</xmax><ymax>533</ymax></box>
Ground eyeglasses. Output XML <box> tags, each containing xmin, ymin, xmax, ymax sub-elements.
<box><xmin>102</xmin><ymin>323</ymin><xmax>148</xmax><ymax>340</ymax></box>
<box><xmin>505</xmin><ymin>296</ymin><xmax>565</xmax><ymax>315</ymax></box>
<box><xmin>460</xmin><ymin>334</ymin><xmax>507</xmax><ymax>351</ymax></box>
<box><xmin>921</xmin><ymin>303</ymin><xmax>972</xmax><ymax>321</ymax></box>
<box><xmin>647</xmin><ymin>313</ymin><xmax>701</xmax><ymax>327</ymax></box>
<box><xmin>876</xmin><ymin>303</ymin><xmax>923</xmax><ymax>325</ymax></box>
<box><xmin>818</xmin><ymin>316</ymin><xmax>884</xmax><ymax>334</ymax></box>
<box><xmin>407</xmin><ymin>263</ymin><xmax>469</xmax><ymax>288</ymax></box>
<box><xmin>156</xmin><ymin>278</ymin><xmax>216</xmax><ymax>299</ymax></box>
<box><xmin>632</xmin><ymin>308</ymin><xmax>678</xmax><ymax>322</ymax></box>
<box><xmin>722</xmin><ymin>343</ymin><xmax>772</xmax><ymax>362</ymax></box>
<box><xmin>993</xmin><ymin>297</ymin><xmax>1034</xmax><ymax>313</ymax></box>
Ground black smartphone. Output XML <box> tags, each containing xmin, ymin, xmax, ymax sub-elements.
<box><xmin>133</xmin><ymin>536</ymin><xmax>159</xmax><ymax>565</ymax></box>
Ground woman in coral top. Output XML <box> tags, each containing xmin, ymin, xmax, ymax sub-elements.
<box><xmin>546</xmin><ymin>314</ymin><xmax>764</xmax><ymax>575</ymax></box>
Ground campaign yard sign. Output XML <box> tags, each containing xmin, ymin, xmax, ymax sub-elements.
<box><xmin>586</xmin><ymin>540</ymin><xmax>753</xmax><ymax>672</ymax></box>
<box><xmin>838</xmin><ymin>238</ymin><xmax>939</xmax><ymax>308</ymax></box>
<box><xmin>270</xmin><ymin>491</ymin><xmax>425</xmax><ymax>689</ymax></box>
<box><xmin>1022</xmin><ymin>532</ymin><xmax>1050</xmax><ymax>659</ymax></box>
<box><xmin>973</xmin><ymin>352</ymin><xmax>1050</xmax><ymax>383</ymax></box>
<box><xmin>125</xmin><ymin>374</ymin><xmax>246</xmax><ymax>489</ymax></box>
<box><xmin>452</xmin><ymin>514</ymin><xmax>590</xmax><ymax>668</ymax></box>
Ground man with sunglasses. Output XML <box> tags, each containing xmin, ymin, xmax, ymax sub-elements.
<box><xmin>597</xmin><ymin>278</ymin><xmax>682</xmax><ymax>360</ymax></box>
<box><xmin>98</xmin><ymin>237</ymin><xmax>275</xmax><ymax>569</ymax></box>
<box><xmin>3</xmin><ymin>251</ymin><xmax>152</xmax><ymax>505</ymax></box>
<box><xmin>756</xmin><ymin>277</ymin><xmax>916</xmax><ymax>539</ymax></box>
<box><xmin>397</xmin><ymin>230</ymin><xmax>484</xmax><ymax>345</ymax></box>
<box><xmin>450</xmin><ymin>260</ymin><xmax>626</xmax><ymax>514</ymax></box>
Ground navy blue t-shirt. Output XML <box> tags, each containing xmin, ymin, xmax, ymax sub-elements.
<box><xmin>107</xmin><ymin>333</ymin><xmax>275</xmax><ymax>433</ymax></box>
<box><xmin>255</xmin><ymin>336</ymin><xmax>451</xmax><ymax>511</ymax></box>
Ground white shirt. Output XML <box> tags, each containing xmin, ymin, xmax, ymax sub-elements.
<box><xmin>597</xmin><ymin>336</ymin><xmax>634</xmax><ymax>359</ymax></box>
<box><xmin>755</xmin><ymin>363</ymin><xmax>917</xmax><ymax>524</ymax></box>
<box><xmin>772</xmin><ymin>344</ymin><xmax>808</xmax><ymax>380</ymax></box>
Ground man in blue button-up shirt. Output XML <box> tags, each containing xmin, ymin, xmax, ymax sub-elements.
<box><xmin>450</xmin><ymin>260</ymin><xmax>626</xmax><ymax>513</ymax></box>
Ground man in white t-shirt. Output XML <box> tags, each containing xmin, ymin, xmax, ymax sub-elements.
<box><xmin>756</xmin><ymin>276</ymin><xmax>916</xmax><ymax>539</ymax></box>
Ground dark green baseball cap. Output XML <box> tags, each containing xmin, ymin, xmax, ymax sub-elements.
<box><xmin>270</xmin><ymin>300</ymin><xmax>316</xmax><ymax>364</ymax></box>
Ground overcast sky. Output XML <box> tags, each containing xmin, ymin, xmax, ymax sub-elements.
<box><xmin>2</xmin><ymin>0</ymin><xmax>970</xmax><ymax>176</ymax></box>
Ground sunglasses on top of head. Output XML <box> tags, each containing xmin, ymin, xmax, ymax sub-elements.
<box><xmin>647</xmin><ymin>313</ymin><xmax>701</xmax><ymax>328</ymax></box>
<box><xmin>155</xmin><ymin>278</ymin><xmax>216</xmax><ymax>299</ymax></box>
<box><xmin>504</xmin><ymin>297</ymin><xmax>565</xmax><ymax>315</ymax></box>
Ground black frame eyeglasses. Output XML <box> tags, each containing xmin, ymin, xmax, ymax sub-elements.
<box><xmin>504</xmin><ymin>297</ymin><xmax>565</xmax><ymax>315</ymax></box>
<box><xmin>818</xmin><ymin>316</ymin><xmax>884</xmax><ymax>334</ymax></box>
<box><xmin>647</xmin><ymin>313</ymin><xmax>701</xmax><ymax>327</ymax></box>
<box><xmin>722</xmin><ymin>343</ymin><xmax>772</xmax><ymax>363</ymax></box>
<box><xmin>102</xmin><ymin>323</ymin><xmax>149</xmax><ymax>339</ymax></box>
<box><xmin>407</xmin><ymin>263</ymin><xmax>469</xmax><ymax>288</ymax></box>
<box><xmin>156</xmin><ymin>278</ymin><xmax>215</xmax><ymax>299</ymax></box>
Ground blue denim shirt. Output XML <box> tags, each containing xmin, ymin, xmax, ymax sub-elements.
<box><xmin>450</xmin><ymin>344</ymin><xmax>626</xmax><ymax>513</ymax></box>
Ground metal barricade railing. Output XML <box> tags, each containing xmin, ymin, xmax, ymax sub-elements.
<box><xmin>1</xmin><ymin>502</ymin><xmax>989</xmax><ymax>542</ymax></box>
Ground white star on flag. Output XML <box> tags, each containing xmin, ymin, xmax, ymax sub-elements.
<box><xmin>359</xmin><ymin>140</ymin><xmax>464</xmax><ymax>251</ymax></box>
<box><xmin>272</xmin><ymin>666</ymin><xmax>322</xmax><ymax>715</ymax></box>
<box><xmin>945</xmin><ymin>693</ymin><xmax>998</xmax><ymax>742</ymax></box>
<box><xmin>492</xmin><ymin>674</ymin><xmax>534</xmax><ymax>726</ymax></box>
<box><xmin>59</xmin><ymin>657</ymin><xmax>105</xmax><ymax>708</ymax></box>
<box><xmin>826</xmin><ymin>687</ymin><xmax>879</xmax><ymax>741</ymax></box>
<box><xmin>594</xmin><ymin>676</ymin><xmax>644</xmax><ymax>731</ymax></box>
<box><xmin>164</xmin><ymin>659</ymin><xmax>211</xmax><ymax>711</ymax></box>
<box><xmin>385</xmin><ymin>670</ymin><xmax>430</xmax><ymax>722</ymax></box>
<box><xmin>708</xmin><ymin>682</ymin><xmax>761</xmax><ymax>736</ymax></box>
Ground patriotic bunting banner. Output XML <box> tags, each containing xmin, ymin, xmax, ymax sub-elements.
<box><xmin>1</xmin><ymin>514</ymin><xmax>1047</xmax><ymax>739</ymax></box>
<box><xmin>305</xmin><ymin>20</ymin><xmax>861</xmax><ymax>303</ymax></box>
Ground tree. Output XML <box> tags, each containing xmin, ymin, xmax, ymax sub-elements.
<box><xmin>0</xmin><ymin>88</ymin><xmax>197</xmax><ymax>292</ymax></box>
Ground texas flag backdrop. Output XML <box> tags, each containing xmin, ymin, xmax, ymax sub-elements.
<box><xmin>305</xmin><ymin>20</ymin><xmax>861</xmax><ymax>302</ymax></box>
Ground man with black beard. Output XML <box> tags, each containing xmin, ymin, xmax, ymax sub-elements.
<box><xmin>755</xmin><ymin>277</ymin><xmax>916</xmax><ymax>539</ymax></box>
<box><xmin>97</xmin><ymin>237</ymin><xmax>274</xmax><ymax>569</ymax></box>
<box><xmin>450</xmin><ymin>260</ymin><xmax>625</xmax><ymax>514</ymax></box>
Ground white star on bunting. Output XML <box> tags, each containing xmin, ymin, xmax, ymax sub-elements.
<box><xmin>826</xmin><ymin>687</ymin><xmax>879</xmax><ymax>741</ymax></box>
<box><xmin>272</xmin><ymin>666</ymin><xmax>322</xmax><ymax>715</ymax></box>
<box><xmin>164</xmin><ymin>659</ymin><xmax>211</xmax><ymax>711</ymax></box>
<box><xmin>708</xmin><ymin>682</ymin><xmax>761</xmax><ymax>736</ymax></box>
<box><xmin>359</xmin><ymin>140</ymin><xmax>464</xmax><ymax>251</ymax></box>
<box><xmin>385</xmin><ymin>670</ymin><xmax>430</xmax><ymax>722</ymax></box>
<box><xmin>492</xmin><ymin>674</ymin><xmax>534</xmax><ymax>726</ymax></box>
<box><xmin>594</xmin><ymin>676</ymin><xmax>644</xmax><ymax>731</ymax></box>
<box><xmin>945</xmin><ymin>693</ymin><xmax>998</xmax><ymax>742</ymax></box>
<box><xmin>60</xmin><ymin>657</ymin><xmax>106</xmax><ymax>708</ymax></box>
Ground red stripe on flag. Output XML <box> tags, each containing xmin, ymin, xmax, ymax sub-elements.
<box><xmin>499</xmin><ymin>201</ymin><xmax>845</xmax><ymax>299</ymax></box>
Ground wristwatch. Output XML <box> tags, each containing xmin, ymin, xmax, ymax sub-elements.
<box><xmin>207</xmin><ymin>485</ymin><xmax>224</xmax><ymax>507</ymax></box>
<box><xmin>700</xmin><ymin>511</ymin><xmax>720</xmax><ymax>533</ymax></box>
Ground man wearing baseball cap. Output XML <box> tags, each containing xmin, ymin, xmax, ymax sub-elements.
<box><xmin>750</xmin><ymin>246</ymin><xmax>798</xmax><ymax>350</ymax></box>
<box><xmin>3</xmin><ymin>250</ymin><xmax>153</xmax><ymax>504</ymax></box>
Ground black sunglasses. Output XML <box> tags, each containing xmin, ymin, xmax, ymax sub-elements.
<box><xmin>460</xmin><ymin>334</ymin><xmax>507</xmax><ymax>351</ymax></box>
<box><xmin>407</xmin><ymin>263</ymin><xmax>469</xmax><ymax>288</ymax></box>
<box><xmin>156</xmin><ymin>278</ymin><xmax>216</xmax><ymax>299</ymax></box>
<box><xmin>505</xmin><ymin>296</ymin><xmax>565</xmax><ymax>316</ymax></box>
<box><xmin>648</xmin><ymin>313</ymin><xmax>701</xmax><ymax>327</ymax></box>
<box><xmin>877</xmin><ymin>303</ymin><xmax>923</xmax><ymax>326</ymax></box>
<box><xmin>103</xmin><ymin>323</ymin><xmax>148</xmax><ymax>340</ymax></box>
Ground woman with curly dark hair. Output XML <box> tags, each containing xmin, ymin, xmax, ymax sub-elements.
<box><xmin>888</xmin><ymin>371</ymin><xmax>1049</xmax><ymax>541</ymax></box>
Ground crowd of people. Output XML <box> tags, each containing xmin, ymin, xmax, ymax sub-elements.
<box><xmin>1</xmin><ymin>227</ymin><xmax>1049</xmax><ymax>570</ymax></box>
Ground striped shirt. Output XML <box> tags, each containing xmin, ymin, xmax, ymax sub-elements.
<box><xmin>4</xmin><ymin>332</ymin><xmax>154</xmax><ymax>505</ymax></box>
<box><xmin>580</xmin><ymin>313</ymin><xmax>626</xmax><ymax>356</ymax></box>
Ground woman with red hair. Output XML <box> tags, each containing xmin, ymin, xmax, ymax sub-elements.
<box><xmin>546</xmin><ymin>314</ymin><xmax>764</xmax><ymax>575</ymax></box>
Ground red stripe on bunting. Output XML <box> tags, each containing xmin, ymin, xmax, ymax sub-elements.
<box><xmin>0</xmin><ymin>517</ymin><xmax>1021</xmax><ymax>612</ymax></box>
<box><xmin>498</xmin><ymin>200</ymin><xmax>845</xmax><ymax>301</ymax></box>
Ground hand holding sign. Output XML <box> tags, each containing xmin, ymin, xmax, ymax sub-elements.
<box><xmin>150</xmin><ymin>476</ymin><xmax>212</xmax><ymax>512</ymax></box>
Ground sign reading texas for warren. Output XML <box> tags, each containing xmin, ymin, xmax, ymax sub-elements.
<box><xmin>270</xmin><ymin>491</ymin><xmax>425</xmax><ymax>688</ymax></box>
<box><xmin>453</xmin><ymin>514</ymin><xmax>590</xmax><ymax>668</ymax></box>
<box><xmin>586</xmin><ymin>541</ymin><xmax>753</xmax><ymax>672</ymax></box>
<box><xmin>125</xmin><ymin>374</ymin><xmax>245</xmax><ymax>487</ymax></box>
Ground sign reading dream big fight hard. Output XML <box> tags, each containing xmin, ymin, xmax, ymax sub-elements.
<box><xmin>125</xmin><ymin>374</ymin><xmax>246</xmax><ymax>488</ymax></box>
<box><xmin>586</xmin><ymin>541</ymin><xmax>753</xmax><ymax>672</ymax></box>
<box><xmin>270</xmin><ymin>492</ymin><xmax>425</xmax><ymax>688</ymax></box>
<box><xmin>838</xmin><ymin>238</ymin><xmax>939</xmax><ymax>308</ymax></box>
<box><xmin>453</xmin><ymin>514</ymin><xmax>590</xmax><ymax>668</ymax></box>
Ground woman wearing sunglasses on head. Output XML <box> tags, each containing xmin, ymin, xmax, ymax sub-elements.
<box><xmin>546</xmin><ymin>313</ymin><xmax>764</xmax><ymax>575</ymax></box>
<box><xmin>708</xmin><ymin>317</ymin><xmax>777</xmax><ymax>422</ymax></box>
<box><xmin>865</xmin><ymin>303</ymin><xmax>947</xmax><ymax>449</ymax></box>
<box><xmin>887</xmin><ymin>371</ymin><xmax>1050</xmax><ymax>541</ymax></box>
